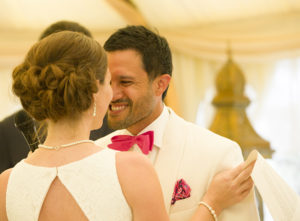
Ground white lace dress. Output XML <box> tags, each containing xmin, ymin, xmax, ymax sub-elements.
<box><xmin>6</xmin><ymin>148</ymin><xmax>132</xmax><ymax>221</ymax></box>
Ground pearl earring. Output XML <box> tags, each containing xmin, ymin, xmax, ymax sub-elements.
<box><xmin>93</xmin><ymin>102</ymin><xmax>96</xmax><ymax>117</ymax></box>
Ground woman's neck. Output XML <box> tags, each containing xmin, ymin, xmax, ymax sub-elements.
<box><xmin>44</xmin><ymin>117</ymin><xmax>91</xmax><ymax>146</ymax></box>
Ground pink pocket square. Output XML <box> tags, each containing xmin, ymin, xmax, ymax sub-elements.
<box><xmin>171</xmin><ymin>179</ymin><xmax>191</xmax><ymax>205</ymax></box>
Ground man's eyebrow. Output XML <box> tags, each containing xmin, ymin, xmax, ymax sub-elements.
<box><xmin>119</xmin><ymin>76</ymin><xmax>135</xmax><ymax>80</ymax></box>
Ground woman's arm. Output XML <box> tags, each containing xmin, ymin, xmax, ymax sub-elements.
<box><xmin>117</xmin><ymin>152</ymin><xmax>255</xmax><ymax>221</ymax></box>
<box><xmin>116</xmin><ymin>152</ymin><xmax>169</xmax><ymax>221</ymax></box>
<box><xmin>0</xmin><ymin>169</ymin><xmax>12</xmax><ymax>221</ymax></box>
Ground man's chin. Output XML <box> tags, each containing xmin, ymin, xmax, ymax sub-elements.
<box><xmin>107</xmin><ymin>118</ymin><xmax>128</xmax><ymax>130</ymax></box>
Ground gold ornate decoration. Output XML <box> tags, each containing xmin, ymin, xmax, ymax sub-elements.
<box><xmin>209</xmin><ymin>49</ymin><xmax>273</xmax><ymax>159</ymax></box>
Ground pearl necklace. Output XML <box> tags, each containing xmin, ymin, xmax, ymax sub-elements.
<box><xmin>38</xmin><ymin>140</ymin><xmax>95</xmax><ymax>150</ymax></box>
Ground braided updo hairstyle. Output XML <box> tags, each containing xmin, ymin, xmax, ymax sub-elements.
<box><xmin>12</xmin><ymin>31</ymin><xmax>107</xmax><ymax>122</ymax></box>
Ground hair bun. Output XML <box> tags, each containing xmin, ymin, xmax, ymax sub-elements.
<box><xmin>12</xmin><ymin>31</ymin><xmax>107</xmax><ymax>122</ymax></box>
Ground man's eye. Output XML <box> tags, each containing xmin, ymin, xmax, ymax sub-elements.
<box><xmin>121</xmin><ymin>81</ymin><xmax>132</xmax><ymax>85</ymax></box>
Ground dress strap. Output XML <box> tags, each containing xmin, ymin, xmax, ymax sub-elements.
<box><xmin>6</xmin><ymin>161</ymin><xmax>57</xmax><ymax>221</ymax></box>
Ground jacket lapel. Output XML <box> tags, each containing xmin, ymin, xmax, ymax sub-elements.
<box><xmin>154</xmin><ymin>108</ymin><xmax>187</xmax><ymax>213</ymax></box>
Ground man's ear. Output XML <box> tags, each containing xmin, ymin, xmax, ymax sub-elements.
<box><xmin>153</xmin><ymin>74</ymin><xmax>171</xmax><ymax>97</ymax></box>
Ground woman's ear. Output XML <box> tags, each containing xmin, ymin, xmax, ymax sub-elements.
<box><xmin>153</xmin><ymin>74</ymin><xmax>171</xmax><ymax>97</ymax></box>
<box><xmin>95</xmin><ymin>79</ymin><xmax>101</xmax><ymax>89</ymax></box>
<box><xmin>92</xmin><ymin>93</ymin><xmax>97</xmax><ymax>102</ymax></box>
<box><xmin>93</xmin><ymin>80</ymin><xmax>101</xmax><ymax>99</ymax></box>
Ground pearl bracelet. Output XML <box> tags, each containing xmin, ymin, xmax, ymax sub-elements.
<box><xmin>198</xmin><ymin>201</ymin><xmax>218</xmax><ymax>221</ymax></box>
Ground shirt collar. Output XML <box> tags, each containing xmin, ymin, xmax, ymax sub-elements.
<box><xmin>123</xmin><ymin>105</ymin><xmax>169</xmax><ymax>149</ymax></box>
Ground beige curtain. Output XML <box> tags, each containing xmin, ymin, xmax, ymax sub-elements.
<box><xmin>0</xmin><ymin>67</ymin><xmax>22</xmax><ymax>120</ymax></box>
<box><xmin>166</xmin><ymin>48</ymin><xmax>277</xmax><ymax>124</ymax></box>
<box><xmin>161</xmin><ymin>12</ymin><xmax>300</xmax><ymax>123</ymax></box>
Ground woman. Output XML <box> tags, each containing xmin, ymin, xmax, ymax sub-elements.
<box><xmin>0</xmin><ymin>31</ymin><xmax>254</xmax><ymax>221</ymax></box>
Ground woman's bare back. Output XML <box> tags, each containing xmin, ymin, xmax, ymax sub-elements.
<box><xmin>38</xmin><ymin>178</ymin><xmax>88</xmax><ymax>221</ymax></box>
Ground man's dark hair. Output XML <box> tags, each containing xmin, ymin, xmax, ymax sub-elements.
<box><xmin>39</xmin><ymin>20</ymin><xmax>92</xmax><ymax>40</ymax></box>
<box><xmin>104</xmin><ymin>25</ymin><xmax>172</xmax><ymax>100</ymax></box>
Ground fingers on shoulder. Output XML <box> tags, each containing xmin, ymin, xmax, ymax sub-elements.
<box><xmin>235</xmin><ymin>161</ymin><xmax>255</xmax><ymax>183</ymax></box>
<box><xmin>230</xmin><ymin>159</ymin><xmax>256</xmax><ymax>182</ymax></box>
<box><xmin>229</xmin><ymin>163</ymin><xmax>244</xmax><ymax>178</ymax></box>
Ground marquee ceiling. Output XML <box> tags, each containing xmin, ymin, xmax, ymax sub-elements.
<box><xmin>1</xmin><ymin>0</ymin><xmax>300</xmax><ymax>62</ymax></box>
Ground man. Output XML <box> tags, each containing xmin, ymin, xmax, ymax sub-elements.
<box><xmin>96</xmin><ymin>25</ymin><xmax>259</xmax><ymax>221</ymax></box>
<box><xmin>0</xmin><ymin>20</ymin><xmax>113</xmax><ymax>173</ymax></box>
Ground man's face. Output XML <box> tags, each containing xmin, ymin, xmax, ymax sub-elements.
<box><xmin>107</xmin><ymin>49</ymin><xmax>158</xmax><ymax>134</ymax></box>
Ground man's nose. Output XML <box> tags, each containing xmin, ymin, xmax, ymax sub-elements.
<box><xmin>111</xmin><ymin>83</ymin><xmax>123</xmax><ymax>101</ymax></box>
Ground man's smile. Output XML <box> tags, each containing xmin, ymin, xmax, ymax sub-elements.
<box><xmin>109</xmin><ymin>103</ymin><xmax>129</xmax><ymax>115</ymax></box>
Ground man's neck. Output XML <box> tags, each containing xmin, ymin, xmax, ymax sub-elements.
<box><xmin>127</xmin><ymin>102</ymin><xmax>164</xmax><ymax>135</ymax></box>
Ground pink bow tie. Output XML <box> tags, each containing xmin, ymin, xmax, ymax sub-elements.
<box><xmin>108</xmin><ymin>131</ymin><xmax>154</xmax><ymax>155</ymax></box>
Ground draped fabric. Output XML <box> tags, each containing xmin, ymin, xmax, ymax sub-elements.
<box><xmin>246</xmin><ymin>150</ymin><xmax>300</xmax><ymax>221</ymax></box>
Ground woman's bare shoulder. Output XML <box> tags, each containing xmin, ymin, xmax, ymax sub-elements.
<box><xmin>0</xmin><ymin>168</ymin><xmax>12</xmax><ymax>187</ymax></box>
<box><xmin>115</xmin><ymin>151</ymin><xmax>157</xmax><ymax>191</ymax></box>
<box><xmin>116</xmin><ymin>151</ymin><xmax>152</xmax><ymax>169</ymax></box>
<box><xmin>115</xmin><ymin>151</ymin><xmax>158</xmax><ymax>180</ymax></box>
<box><xmin>0</xmin><ymin>168</ymin><xmax>12</xmax><ymax>195</ymax></box>
<box><xmin>0</xmin><ymin>168</ymin><xmax>12</xmax><ymax>221</ymax></box>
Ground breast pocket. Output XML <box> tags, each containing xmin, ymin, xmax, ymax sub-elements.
<box><xmin>169</xmin><ymin>192</ymin><xmax>198</xmax><ymax>213</ymax></box>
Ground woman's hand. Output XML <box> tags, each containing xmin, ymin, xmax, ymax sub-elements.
<box><xmin>202</xmin><ymin>161</ymin><xmax>256</xmax><ymax>215</ymax></box>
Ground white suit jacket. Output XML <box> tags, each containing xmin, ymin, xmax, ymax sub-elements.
<box><xmin>96</xmin><ymin>108</ymin><xmax>259</xmax><ymax>221</ymax></box>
